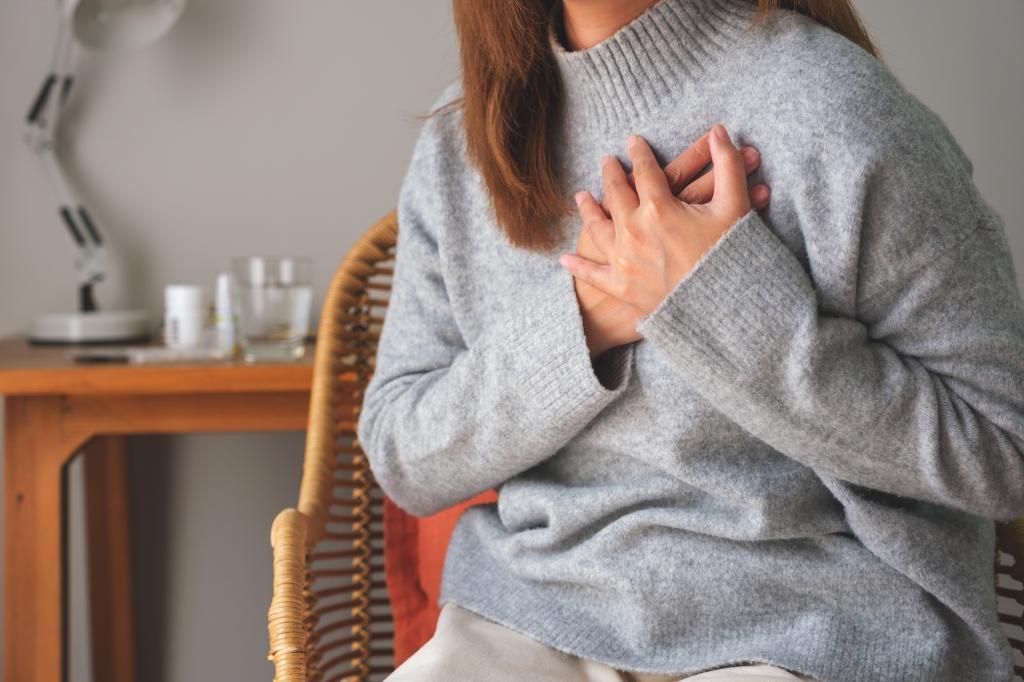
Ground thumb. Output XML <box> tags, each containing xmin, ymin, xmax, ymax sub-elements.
<box><xmin>708</xmin><ymin>123</ymin><xmax>750</xmax><ymax>215</ymax></box>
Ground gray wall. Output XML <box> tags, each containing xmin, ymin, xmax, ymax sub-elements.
<box><xmin>0</xmin><ymin>1</ymin><xmax>1021</xmax><ymax>681</ymax></box>
<box><xmin>0</xmin><ymin>1</ymin><xmax>457</xmax><ymax>680</ymax></box>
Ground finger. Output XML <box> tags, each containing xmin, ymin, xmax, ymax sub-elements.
<box><xmin>558</xmin><ymin>252</ymin><xmax>618</xmax><ymax>299</ymax></box>
<box><xmin>662</xmin><ymin>130</ymin><xmax>712</xmax><ymax>195</ymax></box>
<box><xmin>627</xmin><ymin>135</ymin><xmax>672</xmax><ymax>205</ymax></box>
<box><xmin>676</xmin><ymin>167</ymin><xmax>713</xmax><ymax>204</ymax></box>
<box><xmin>575</xmin><ymin>190</ymin><xmax>616</xmax><ymax>256</ymax></box>
<box><xmin>677</xmin><ymin>145</ymin><xmax>761</xmax><ymax>204</ymax></box>
<box><xmin>741</xmin><ymin>146</ymin><xmax>762</xmax><ymax>175</ymax></box>
<box><xmin>750</xmin><ymin>183</ymin><xmax>771</xmax><ymax>210</ymax></box>
<box><xmin>623</xmin><ymin>137</ymin><xmax>763</xmax><ymax>205</ymax></box>
<box><xmin>625</xmin><ymin>173</ymin><xmax>637</xmax><ymax>193</ymax></box>
<box><xmin>601</xmin><ymin>154</ymin><xmax>638</xmax><ymax>221</ymax></box>
<box><xmin>708</xmin><ymin>123</ymin><xmax>750</xmax><ymax>214</ymax></box>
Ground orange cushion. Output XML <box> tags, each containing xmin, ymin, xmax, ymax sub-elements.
<box><xmin>383</xmin><ymin>488</ymin><xmax>499</xmax><ymax>666</ymax></box>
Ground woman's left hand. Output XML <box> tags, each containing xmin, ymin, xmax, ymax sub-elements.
<box><xmin>558</xmin><ymin>123</ymin><xmax>752</xmax><ymax>316</ymax></box>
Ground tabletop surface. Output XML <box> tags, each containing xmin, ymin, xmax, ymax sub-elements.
<box><xmin>0</xmin><ymin>336</ymin><xmax>314</xmax><ymax>396</ymax></box>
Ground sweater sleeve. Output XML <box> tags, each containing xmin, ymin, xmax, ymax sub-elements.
<box><xmin>634</xmin><ymin>124</ymin><xmax>1024</xmax><ymax>522</ymax></box>
<box><xmin>356</xmin><ymin>123</ymin><xmax>635</xmax><ymax>519</ymax></box>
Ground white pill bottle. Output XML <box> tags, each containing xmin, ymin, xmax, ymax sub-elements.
<box><xmin>164</xmin><ymin>284</ymin><xmax>206</xmax><ymax>349</ymax></box>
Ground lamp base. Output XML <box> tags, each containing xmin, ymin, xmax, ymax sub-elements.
<box><xmin>30</xmin><ymin>310</ymin><xmax>153</xmax><ymax>345</ymax></box>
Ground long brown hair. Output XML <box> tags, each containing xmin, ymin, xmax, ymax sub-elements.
<box><xmin>436</xmin><ymin>0</ymin><xmax>883</xmax><ymax>252</ymax></box>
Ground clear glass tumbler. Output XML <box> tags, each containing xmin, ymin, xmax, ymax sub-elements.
<box><xmin>232</xmin><ymin>256</ymin><xmax>313</xmax><ymax>362</ymax></box>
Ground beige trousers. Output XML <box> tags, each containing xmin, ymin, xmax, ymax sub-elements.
<box><xmin>384</xmin><ymin>602</ymin><xmax>819</xmax><ymax>682</ymax></box>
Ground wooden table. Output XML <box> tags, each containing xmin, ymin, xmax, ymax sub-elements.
<box><xmin>0</xmin><ymin>336</ymin><xmax>313</xmax><ymax>681</ymax></box>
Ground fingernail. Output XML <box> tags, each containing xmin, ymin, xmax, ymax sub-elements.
<box><xmin>627</xmin><ymin>134</ymin><xmax>640</xmax><ymax>149</ymax></box>
<box><xmin>574</xmin><ymin>191</ymin><xmax>586</xmax><ymax>206</ymax></box>
<box><xmin>742</xmin><ymin>147</ymin><xmax>759</xmax><ymax>163</ymax></box>
<box><xmin>601</xmin><ymin>154</ymin><xmax>614</xmax><ymax>167</ymax></box>
<box><xmin>714</xmin><ymin>124</ymin><xmax>727</xmax><ymax>141</ymax></box>
<box><xmin>559</xmin><ymin>254</ymin><xmax>571</xmax><ymax>267</ymax></box>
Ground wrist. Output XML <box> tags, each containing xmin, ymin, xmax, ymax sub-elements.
<box><xmin>588</xmin><ymin>340</ymin><xmax>610</xmax><ymax>362</ymax></box>
<box><xmin>584</xmin><ymin>324</ymin><xmax>612</xmax><ymax>360</ymax></box>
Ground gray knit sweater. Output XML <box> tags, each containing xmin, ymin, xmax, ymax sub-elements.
<box><xmin>355</xmin><ymin>0</ymin><xmax>1024</xmax><ymax>679</ymax></box>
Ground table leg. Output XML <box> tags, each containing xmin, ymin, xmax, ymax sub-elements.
<box><xmin>83</xmin><ymin>436</ymin><xmax>135</xmax><ymax>682</ymax></box>
<box><xmin>3</xmin><ymin>396</ymin><xmax>85</xmax><ymax>682</ymax></box>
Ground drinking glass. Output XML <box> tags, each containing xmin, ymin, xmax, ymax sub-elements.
<box><xmin>232</xmin><ymin>256</ymin><xmax>313</xmax><ymax>362</ymax></box>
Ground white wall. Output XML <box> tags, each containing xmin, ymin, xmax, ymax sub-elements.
<box><xmin>0</xmin><ymin>1</ymin><xmax>1021</xmax><ymax>681</ymax></box>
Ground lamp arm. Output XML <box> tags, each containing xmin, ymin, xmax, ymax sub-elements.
<box><xmin>24</xmin><ymin>2</ymin><xmax>105</xmax><ymax>313</ymax></box>
<box><xmin>36</xmin><ymin>147</ymin><xmax>106</xmax><ymax>310</ymax></box>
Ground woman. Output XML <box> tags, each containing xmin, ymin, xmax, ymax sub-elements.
<box><xmin>356</xmin><ymin>0</ymin><xmax>1024</xmax><ymax>680</ymax></box>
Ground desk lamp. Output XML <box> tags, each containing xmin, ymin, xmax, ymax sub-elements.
<box><xmin>25</xmin><ymin>0</ymin><xmax>187</xmax><ymax>344</ymax></box>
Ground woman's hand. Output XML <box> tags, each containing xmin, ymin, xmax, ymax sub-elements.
<box><xmin>572</xmin><ymin>124</ymin><xmax>769</xmax><ymax>359</ymax></box>
<box><xmin>562</xmin><ymin>124</ymin><xmax>752</xmax><ymax>322</ymax></box>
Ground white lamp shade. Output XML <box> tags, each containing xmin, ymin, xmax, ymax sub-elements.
<box><xmin>68</xmin><ymin>0</ymin><xmax>187</xmax><ymax>52</ymax></box>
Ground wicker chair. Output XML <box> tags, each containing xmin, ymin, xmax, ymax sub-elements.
<box><xmin>267</xmin><ymin>208</ymin><xmax>1024</xmax><ymax>681</ymax></box>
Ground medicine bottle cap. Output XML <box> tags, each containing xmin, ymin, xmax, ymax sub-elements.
<box><xmin>165</xmin><ymin>284</ymin><xmax>204</xmax><ymax>309</ymax></box>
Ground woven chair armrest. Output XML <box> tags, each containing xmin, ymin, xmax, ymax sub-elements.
<box><xmin>268</xmin><ymin>508</ymin><xmax>313</xmax><ymax>682</ymax></box>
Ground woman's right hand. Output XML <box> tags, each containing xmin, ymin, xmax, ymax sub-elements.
<box><xmin>574</xmin><ymin>128</ymin><xmax>772</xmax><ymax>361</ymax></box>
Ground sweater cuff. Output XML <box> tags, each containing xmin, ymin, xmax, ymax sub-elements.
<box><xmin>510</xmin><ymin>266</ymin><xmax>636</xmax><ymax>426</ymax></box>
<box><xmin>635</xmin><ymin>208</ymin><xmax>814</xmax><ymax>376</ymax></box>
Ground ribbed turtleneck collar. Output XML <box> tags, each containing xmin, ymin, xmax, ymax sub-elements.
<box><xmin>549</xmin><ymin>0</ymin><xmax>759</xmax><ymax>129</ymax></box>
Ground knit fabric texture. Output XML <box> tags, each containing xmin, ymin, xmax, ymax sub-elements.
<box><xmin>355</xmin><ymin>0</ymin><xmax>1024</xmax><ymax>679</ymax></box>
